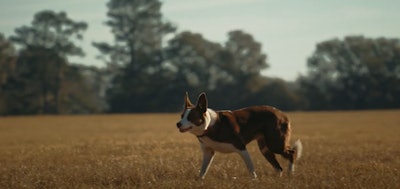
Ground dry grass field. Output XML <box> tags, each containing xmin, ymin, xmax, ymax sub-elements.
<box><xmin>0</xmin><ymin>110</ymin><xmax>399</xmax><ymax>189</ymax></box>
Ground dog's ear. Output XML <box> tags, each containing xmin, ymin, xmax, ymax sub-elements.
<box><xmin>196</xmin><ymin>92</ymin><xmax>208</xmax><ymax>113</ymax></box>
<box><xmin>184</xmin><ymin>92</ymin><xmax>193</xmax><ymax>109</ymax></box>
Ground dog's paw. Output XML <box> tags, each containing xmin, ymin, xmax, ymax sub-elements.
<box><xmin>251</xmin><ymin>171</ymin><xmax>258</xmax><ymax>179</ymax></box>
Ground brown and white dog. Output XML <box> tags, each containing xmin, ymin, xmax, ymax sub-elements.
<box><xmin>176</xmin><ymin>92</ymin><xmax>302</xmax><ymax>179</ymax></box>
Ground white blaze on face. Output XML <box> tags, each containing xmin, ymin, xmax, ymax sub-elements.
<box><xmin>179</xmin><ymin>109</ymin><xmax>194</xmax><ymax>129</ymax></box>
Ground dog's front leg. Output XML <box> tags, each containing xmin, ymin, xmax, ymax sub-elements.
<box><xmin>199</xmin><ymin>147</ymin><xmax>215</xmax><ymax>179</ymax></box>
<box><xmin>238</xmin><ymin>150</ymin><xmax>257</xmax><ymax>179</ymax></box>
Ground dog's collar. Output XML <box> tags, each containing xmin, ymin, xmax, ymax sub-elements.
<box><xmin>196</xmin><ymin>132</ymin><xmax>207</xmax><ymax>138</ymax></box>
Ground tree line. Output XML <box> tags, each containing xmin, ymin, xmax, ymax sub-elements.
<box><xmin>1</xmin><ymin>0</ymin><xmax>400</xmax><ymax>115</ymax></box>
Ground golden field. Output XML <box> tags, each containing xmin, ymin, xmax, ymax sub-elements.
<box><xmin>0</xmin><ymin>110</ymin><xmax>399</xmax><ymax>189</ymax></box>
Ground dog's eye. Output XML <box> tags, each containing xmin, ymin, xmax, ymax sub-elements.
<box><xmin>193</xmin><ymin>119</ymin><xmax>203</xmax><ymax>126</ymax></box>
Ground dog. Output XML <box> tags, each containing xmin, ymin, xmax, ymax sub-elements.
<box><xmin>176</xmin><ymin>92</ymin><xmax>302</xmax><ymax>179</ymax></box>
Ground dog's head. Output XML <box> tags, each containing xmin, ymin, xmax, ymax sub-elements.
<box><xmin>176</xmin><ymin>92</ymin><xmax>210</xmax><ymax>136</ymax></box>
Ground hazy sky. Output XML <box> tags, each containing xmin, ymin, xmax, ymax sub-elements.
<box><xmin>1</xmin><ymin>0</ymin><xmax>399</xmax><ymax>80</ymax></box>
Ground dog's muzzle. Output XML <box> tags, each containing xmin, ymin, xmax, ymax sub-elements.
<box><xmin>176</xmin><ymin>122</ymin><xmax>192</xmax><ymax>132</ymax></box>
<box><xmin>176</xmin><ymin>122</ymin><xmax>182</xmax><ymax>128</ymax></box>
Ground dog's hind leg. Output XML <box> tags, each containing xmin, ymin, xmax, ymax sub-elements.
<box><xmin>280</xmin><ymin>149</ymin><xmax>296</xmax><ymax>173</ymax></box>
<box><xmin>257</xmin><ymin>138</ymin><xmax>283</xmax><ymax>176</ymax></box>
<box><xmin>281</xmin><ymin>140</ymin><xmax>302</xmax><ymax>174</ymax></box>
<box><xmin>238</xmin><ymin>150</ymin><xmax>257</xmax><ymax>178</ymax></box>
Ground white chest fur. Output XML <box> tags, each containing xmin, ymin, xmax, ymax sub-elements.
<box><xmin>199</xmin><ymin>137</ymin><xmax>239</xmax><ymax>153</ymax></box>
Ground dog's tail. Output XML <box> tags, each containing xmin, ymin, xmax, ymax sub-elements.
<box><xmin>293</xmin><ymin>139</ymin><xmax>303</xmax><ymax>160</ymax></box>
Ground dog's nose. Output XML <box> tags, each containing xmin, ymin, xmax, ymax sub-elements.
<box><xmin>176</xmin><ymin>122</ymin><xmax>182</xmax><ymax>128</ymax></box>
